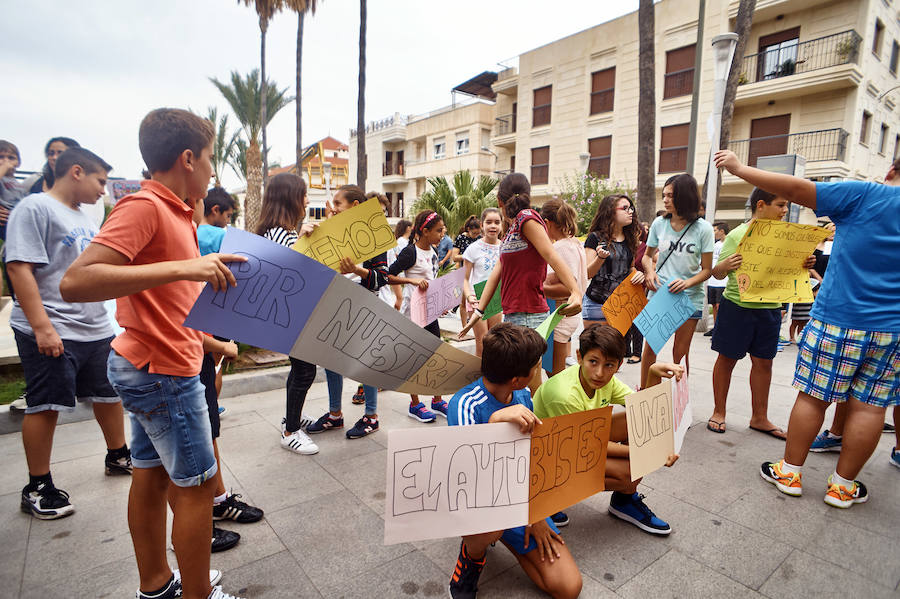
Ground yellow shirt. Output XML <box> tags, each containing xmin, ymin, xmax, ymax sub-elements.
<box><xmin>533</xmin><ymin>363</ymin><xmax>632</xmax><ymax>418</ymax></box>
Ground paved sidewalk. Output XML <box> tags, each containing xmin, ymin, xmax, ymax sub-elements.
<box><xmin>1</xmin><ymin>332</ymin><xmax>898</xmax><ymax>598</ymax></box>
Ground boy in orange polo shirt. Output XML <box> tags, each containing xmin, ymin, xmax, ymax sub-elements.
<box><xmin>61</xmin><ymin>108</ymin><xmax>246</xmax><ymax>599</ymax></box>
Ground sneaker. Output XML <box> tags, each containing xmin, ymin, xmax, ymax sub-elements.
<box><xmin>346</xmin><ymin>415</ymin><xmax>379</xmax><ymax>439</ymax></box>
<box><xmin>135</xmin><ymin>574</ymin><xmax>180</xmax><ymax>599</ymax></box>
<box><xmin>703</xmin><ymin>329</ymin><xmax>713</xmax><ymax>337</ymax></box>
<box><xmin>173</xmin><ymin>569</ymin><xmax>224</xmax><ymax>587</ymax></box>
<box><xmin>890</xmin><ymin>448</ymin><xmax>900</xmax><ymax>469</ymax></box>
<box><xmin>449</xmin><ymin>542</ymin><xmax>486</xmax><ymax>599</ymax></box>
<box><xmin>282</xmin><ymin>416</ymin><xmax>315</xmax><ymax>432</ymax></box>
<box><xmin>408</xmin><ymin>402</ymin><xmax>436</xmax><ymax>423</ymax></box>
<box><xmin>105</xmin><ymin>449</ymin><xmax>133</xmax><ymax>476</ymax></box>
<box><xmin>208</xmin><ymin>586</ymin><xmax>245</xmax><ymax>599</ymax></box>
<box><xmin>760</xmin><ymin>460</ymin><xmax>802</xmax><ymax>496</ymax></box>
<box><xmin>884</xmin><ymin>422</ymin><xmax>896</xmax><ymax>433</ymax></box>
<box><xmin>431</xmin><ymin>399</ymin><xmax>449</xmax><ymax>418</ymax></box>
<box><xmin>280</xmin><ymin>429</ymin><xmax>319</xmax><ymax>455</ymax></box>
<box><xmin>218</xmin><ymin>406</ymin><xmax>226</xmax><ymax>417</ymax></box>
<box><xmin>211</xmin><ymin>526</ymin><xmax>240</xmax><ymax>553</ymax></box>
<box><xmin>351</xmin><ymin>386</ymin><xmax>366</xmax><ymax>405</ymax></box>
<box><xmin>9</xmin><ymin>393</ymin><xmax>27</xmax><ymax>412</ymax></box>
<box><xmin>213</xmin><ymin>493</ymin><xmax>264</xmax><ymax>523</ymax></box>
<box><xmin>809</xmin><ymin>430</ymin><xmax>842</xmax><ymax>453</ymax></box>
<box><xmin>20</xmin><ymin>481</ymin><xmax>75</xmax><ymax>520</ymax></box>
<box><xmin>824</xmin><ymin>476</ymin><xmax>869</xmax><ymax>509</ymax></box>
<box><xmin>550</xmin><ymin>511</ymin><xmax>569</xmax><ymax>527</ymax></box>
<box><xmin>607</xmin><ymin>492</ymin><xmax>671</xmax><ymax>535</ymax></box>
<box><xmin>306</xmin><ymin>412</ymin><xmax>344</xmax><ymax>434</ymax></box>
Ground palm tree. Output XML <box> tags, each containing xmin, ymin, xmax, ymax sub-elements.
<box><xmin>290</xmin><ymin>0</ymin><xmax>319</xmax><ymax>170</ymax></box>
<box><xmin>356</xmin><ymin>0</ymin><xmax>367</xmax><ymax>188</ymax></box>
<box><xmin>412</xmin><ymin>170</ymin><xmax>498</xmax><ymax>236</ymax></box>
<box><xmin>210</xmin><ymin>69</ymin><xmax>293</xmax><ymax>231</ymax></box>
<box><xmin>229</xmin><ymin>138</ymin><xmax>249</xmax><ymax>183</ymax></box>
<box><xmin>206</xmin><ymin>106</ymin><xmax>240</xmax><ymax>187</ymax></box>
<box><xmin>636</xmin><ymin>0</ymin><xmax>656</xmax><ymax>221</ymax></box>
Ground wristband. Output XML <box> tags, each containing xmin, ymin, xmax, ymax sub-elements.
<box><xmin>473</xmin><ymin>307</ymin><xmax>484</xmax><ymax>316</ymax></box>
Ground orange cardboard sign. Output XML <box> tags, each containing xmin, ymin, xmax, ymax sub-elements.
<box><xmin>527</xmin><ymin>407</ymin><xmax>612</xmax><ymax>524</ymax></box>
<box><xmin>601</xmin><ymin>270</ymin><xmax>649</xmax><ymax>336</ymax></box>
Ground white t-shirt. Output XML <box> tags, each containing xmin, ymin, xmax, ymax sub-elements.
<box><xmin>647</xmin><ymin>216</ymin><xmax>715</xmax><ymax>311</ymax></box>
<box><xmin>379</xmin><ymin>237</ymin><xmax>409</xmax><ymax>305</ymax></box>
<box><xmin>708</xmin><ymin>239</ymin><xmax>727</xmax><ymax>288</ymax></box>
<box><xmin>462</xmin><ymin>238</ymin><xmax>501</xmax><ymax>286</ymax></box>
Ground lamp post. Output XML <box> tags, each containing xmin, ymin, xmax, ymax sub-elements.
<box><xmin>578</xmin><ymin>152</ymin><xmax>590</xmax><ymax>174</ymax></box>
<box><xmin>704</xmin><ymin>32</ymin><xmax>739</xmax><ymax>224</ymax></box>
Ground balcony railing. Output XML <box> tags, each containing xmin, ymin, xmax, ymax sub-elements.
<box><xmin>739</xmin><ymin>30</ymin><xmax>861</xmax><ymax>85</ymax></box>
<box><xmin>494</xmin><ymin>113</ymin><xmax>516</xmax><ymax>136</ymax></box>
<box><xmin>727</xmin><ymin>128</ymin><xmax>849</xmax><ymax>167</ymax></box>
<box><xmin>383</xmin><ymin>161</ymin><xmax>404</xmax><ymax>176</ymax></box>
<box><xmin>663</xmin><ymin>68</ymin><xmax>694</xmax><ymax>99</ymax></box>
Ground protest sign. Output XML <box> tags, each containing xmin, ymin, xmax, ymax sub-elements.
<box><xmin>535</xmin><ymin>303</ymin><xmax>568</xmax><ymax>341</ymax></box>
<box><xmin>384</xmin><ymin>423</ymin><xmax>530</xmax><ymax>545</ymax></box>
<box><xmin>410</xmin><ymin>268</ymin><xmax>466</xmax><ymax>326</ymax></box>
<box><xmin>292</xmin><ymin>199</ymin><xmax>396</xmax><ymax>270</ymax></box>
<box><xmin>634</xmin><ymin>286</ymin><xmax>696</xmax><ymax>354</ymax></box>
<box><xmin>734</xmin><ymin>220</ymin><xmax>830</xmax><ymax>303</ymax></box>
<box><xmin>671</xmin><ymin>364</ymin><xmax>691</xmax><ymax>454</ymax></box>
<box><xmin>625</xmin><ymin>382</ymin><xmax>675</xmax><ymax>480</ymax></box>
<box><xmin>528</xmin><ymin>407</ymin><xmax>611</xmax><ymax>523</ymax></box>
<box><xmin>186</xmin><ymin>228</ymin><xmax>482</xmax><ymax>396</ymax></box>
<box><xmin>601</xmin><ymin>271</ymin><xmax>648</xmax><ymax>336</ymax></box>
<box><xmin>473</xmin><ymin>279</ymin><xmax>502</xmax><ymax>320</ymax></box>
<box><xmin>106</xmin><ymin>180</ymin><xmax>142</xmax><ymax>204</ymax></box>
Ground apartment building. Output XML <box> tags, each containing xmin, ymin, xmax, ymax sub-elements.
<box><xmin>267</xmin><ymin>136</ymin><xmax>350</xmax><ymax>220</ymax></box>
<box><xmin>489</xmin><ymin>0</ymin><xmax>900</xmax><ymax>223</ymax></box>
<box><xmin>349</xmin><ymin>100</ymin><xmax>497</xmax><ymax>218</ymax></box>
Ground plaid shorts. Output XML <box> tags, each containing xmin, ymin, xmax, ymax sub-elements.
<box><xmin>793</xmin><ymin>318</ymin><xmax>900</xmax><ymax>407</ymax></box>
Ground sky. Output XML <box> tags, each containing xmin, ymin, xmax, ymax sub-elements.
<box><xmin>4</xmin><ymin>1</ymin><xmax>639</xmax><ymax>189</ymax></box>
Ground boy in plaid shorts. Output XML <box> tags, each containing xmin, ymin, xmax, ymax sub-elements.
<box><xmin>715</xmin><ymin>150</ymin><xmax>899</xmax><ymax>509</ymax></box>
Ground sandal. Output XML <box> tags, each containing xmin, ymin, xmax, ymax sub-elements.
<box><xmin>707</xmin><ymin>419</ymin><xmax>726</xmax><ymax>434</ymax></box>
<box><xmin>627</xmin><ymin>356</ymin><xmax>641</xmax><ymax>364</ymax></box>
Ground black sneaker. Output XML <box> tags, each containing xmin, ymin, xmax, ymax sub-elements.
<box><xmin>105</xmin><ymin>449</ymin><xmax>133</xmax><ymax>476</ymax></box>
<box><xmin>346</xmin><ymin>415</ymin><xmax>379</xmax><ymax>439</ymax></box>
<box><xmin>21</xmin><ymin>481</ymin><xmax>75</xmax><ymax>520</ymax></box>
<box><xmin>211</xmin><ymin>526</ymin><xmax>240</xmax><ymax>553</ymax></box>
<box><xmin>449</xmin><ymin>542</ymin><xmax>486</xmax><ymax>599</ymax></box>
<box><xmin>550</xmin><ymin>511</ymin><xmax>569</xmax><ymax>527</ymax></box>
<box><xmin>213</xmin><ymin>493</ymin><xmax>264</xmax><ymax>523</ymax></box>
<box><xmin>136</xmin><ymin>574</ymin><xmax>180</xmax><ymax>599</ymax></box>
<box><xmin>306</xmin><ymin>412</ymin><xmax>344</xmax><ymax>434</ymax></box>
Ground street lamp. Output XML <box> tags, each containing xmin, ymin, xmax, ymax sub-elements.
<box><xmin>578</xmin><ymin>152</ymin><xmax>590</xmax><ymax>174</ymax></box>
<box><xmin>705</xmin><ymin>32</ymin><xmax>739</xmax><ymax>224</ymax></box>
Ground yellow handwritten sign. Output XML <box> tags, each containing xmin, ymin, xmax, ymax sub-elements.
<box><xmin>735</xmin><ymin>220</ymin><xmax>830</xmax><ymax>304</ymax></box>
<box><xmin>293</xmin><ymin>200</ymin><xmax>396</xmax><ymax>270</ymax></box>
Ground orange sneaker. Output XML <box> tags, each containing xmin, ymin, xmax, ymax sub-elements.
<box><xmin>824</xmin><ymin>476</ymin><xmax>868</xmax><ymax>509</ymax></box>
<box><xmin>760</xmin><ymin>460</ymin><xmax>802</xmax><ymax>496</ymax></box>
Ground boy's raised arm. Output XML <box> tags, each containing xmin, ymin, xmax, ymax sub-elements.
<box><xmin>60</xmin><ymin>243</ymin><xmax>246</xmax><ymax>302</ymax></box>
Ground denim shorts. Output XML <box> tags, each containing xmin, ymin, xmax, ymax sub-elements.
<box><xmin>581</xmin><ymin>295</ymin><xmax>606</xmax><ymax>321</ymax></box>
<box><xmin>504</xmin><ymin>311</ymin><xmax>549</xmax><ymax>329</ymax></box>
<box><xmin>107</xmin><ymin>352</ymin><xmax>217</xmax><ymax>487</ymax></box>
<box><xmin>14</xmin><ymin>329</ymin><xmax>118</xmax><ymax>414</ymax></box>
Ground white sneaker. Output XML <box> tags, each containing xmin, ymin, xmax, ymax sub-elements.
<box><xmin>9</xmin><ymin>396</ymin><xmax>27</xmax><ymax>411</ymax></box>
<box><xmin>208</xmin><ymin>585</ymin><xmax>244</xmax><ymax>599</ymax></box>
<box><xmin>281</xmin><ymin>429</ymin><xmax>319</xmax><ymax>455</ymax></box>
<box><xmin>173</xmin><ymin>569</ymin><xmax>223</xmax><ymax>586</ymax></box>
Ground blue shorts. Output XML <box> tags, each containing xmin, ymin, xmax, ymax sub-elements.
<box><xmin>581</xmin><ymin>295</ymin><xmax>606</xmax><ymax>321</ymax></box>
<box><xmin>711</xmin><ymin>299</ymin><xmax>781</xmax><ymax>360</ymax></box>
<box><xmin>14</xmin><ymin>329</ymin><xmax>118</xmax><ymax>414</ymax></box>
<box><xmin>504</xmin><ymin>311</ymin><xmax>548</xmax><ymax>329</ymax></box>
<box><xmin>500</xmin><ymin>517</ymin><xmax>561</xmax><ymax>555</ymax></box>
<box><xmin>793</xmin><ymin>318</ymin><xmax>900</xmax><ymax>408</ymax></box>
<box><xmin>107</xmin><ymin>352</ymin><xmax>217</xmax><ymax>487</ymax></box>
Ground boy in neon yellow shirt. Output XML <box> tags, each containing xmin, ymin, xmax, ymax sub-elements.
<box><xmin>533</xmin><ymin>324</ymin><xmax>682</xmax><ymax>534</ymax></box>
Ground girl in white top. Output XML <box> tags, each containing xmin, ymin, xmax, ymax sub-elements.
<box><xmin>540</xmin><ymin>199</ymin><xmax>588</xmax><ymax>376</ymax></box>
<box><xmin>462</xmin><ymin>208</ymin><xmax>503</xmax><ymax>356</ymax></box>
<box><xmin>379</xmin><ymin>219</ymin><xmax>411</xmax><ymax>309</ymax></box>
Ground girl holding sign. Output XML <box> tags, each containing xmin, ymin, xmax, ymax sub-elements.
<box><xmin>388</xmin><ymin>210</ymin><xmax>450</xmax><ymax>423</ymax></box>
<box><xmin>462</xmin><ymin>208</ymin><xmax>502</xmax><ymax>356</ymax></box>
<box><xmin>641</xmin><ymin>174</ymin><xmax>714</xmax><ymax>385</ymax></box>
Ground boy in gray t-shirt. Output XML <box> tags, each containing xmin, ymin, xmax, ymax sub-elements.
<box><xmin>5</xmin><ymin>147</ymin><xmax>131</xmax><ymax>521</ymax></box>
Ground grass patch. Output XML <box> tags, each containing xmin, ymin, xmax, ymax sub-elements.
<box><xmin>0</xmin><ymin>365</ymin><xmax>25</xmax><ymax>404</ymax></box>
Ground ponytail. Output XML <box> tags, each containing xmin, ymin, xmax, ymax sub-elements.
<box><xmin>539</xmin><ymin>198</ymin><xmax>577</xmax><ymax>237</ymax></box>
<box><xmin>497</xmin><ymin>172</ymin><xmax>531</xmax><ymax>220</ymax></box>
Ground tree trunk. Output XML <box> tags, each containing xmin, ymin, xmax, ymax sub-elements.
<box><xmin>296</xmin><ymin>11</ymin><xmax>304</xmax><ymax>172</ymax></box>
<box><xmin>260</xmin><ymin>17</ymin><xmax>269</xmax><ymax>193</ymax></box>
<box><xmin>719</xmin><ymin>0</ymin><xmax>756</xmax><ymax>153</ymax></box>
<box><xmin>245</xmin><ymin>139</ymin><xmax>263</xmax><ymax>233</ymax></box>
<box><xmin>636</xmin><ymin>0</ymin><xmax>657</xmax><ymax>222</ymax></box>
<box><xmin>356</xmin><ymin>0</ymin><xmax>367</xmax><ymax>189</ymax></box>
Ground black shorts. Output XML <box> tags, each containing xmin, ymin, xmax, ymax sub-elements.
<box><xmin>707</xmin><ymin>286</ymin><xmax>725</xmax><ymax>305</ymax></box>
<box><xmin>14</xmin><ymin>329</ymin><xmax>118</xmax><ymax>414</ymax></box>
<box><xmin>711</xmin><ymin>299</ymin><xmax>781</xmax><ymax>360</ymax></box>
<box><xmin>199</xmin><ymin>352</ymin><xmax>220</xmax><ymax>439</ymax></box>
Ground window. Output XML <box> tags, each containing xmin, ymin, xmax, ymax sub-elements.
<box><xmin>874</xmin><ymin>19</ymin><xmax>885</xmax><ymax>57</ymax></box>
<box><xmin>397</xmin><ymin>192</ymin><xmax>404</xmax><ymax>217</ymax></box>
<box><xmin>658</xmin><ymin>124</ymin><xmax>689</xmax><ymax>173</ymax></box>
<box><xmin>890</xmin><ymin>41</ymin><xmax>899</xmax><ymax>74</ymax></box>
<box><xmin>433</xmin><ymin>137</ymin><xmax>446</xmax><ymax>159</ymax></box>
<box><xmin>879</xmin><ymin>123</ymin><xmax>889</xmax><ymax>154</ymax></box>
<box><xmin>860</xmin><ymin>111</ymin><xmax>872</xmax><ymax>145</ymax></box>
<box><xmin>531</xmin><ymin>146</ymin><xmax>550</xmax><ymax>185</ymax></box>
<box><xmin>757</xmin><ymin>27</ymin><xmax>800</xmax><ymax>81</ymax></box>
<box><xmin>663</xmin><ymin>45</ymin><xmax>695</xmax><ymax>99</ymax></box>
<box><xmin>533</xmin><ymin>86</ymin><xmax>552</xmax><ymax>127</ymax></box>
<box><xmin>482</xmin><ymin>128</ymin><xmax>491</xmax><ymax>150</ymax></box>
<box><xmin>455</xmin><ymin>133</ymin><xmax>470</xmax><ymax>155</ymax></box>
<box><xmin>749</xmin><ymin>114</ymin><xmax>791</xmax><ymax>167</ymax></box>
<box><xmin>894</xmin><ymin>134</ymin><xmax>900</xmax><ymax>160</ymax></box>
<box><xmin>590</xmin><ymin>67</ymin><xmax>615</xmax><ymax>114</ymax></box>
<box><xmin>308</xmin><ymin>206</ymin><xmax>326</xmax><ymax>220</ymax></box>
<box><xmin>510</xmin><ymin>155</ymin><xmax>516</xmax><ymax>172</ymax></box>
<box><xmin>588</xmin><ymin>136</ymin><xmax>612</xmax><ymax>178</ymax></box>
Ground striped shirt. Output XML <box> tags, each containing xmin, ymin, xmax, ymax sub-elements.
<box><xmin>263</xmin><ymin>226</ymin><xmax>298</xmax><ymax>248</ymax></box>
<box><xmin>447</xmin><ymin>378</ymin><xmax>533</xmax><ymax>426</ymax></box>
